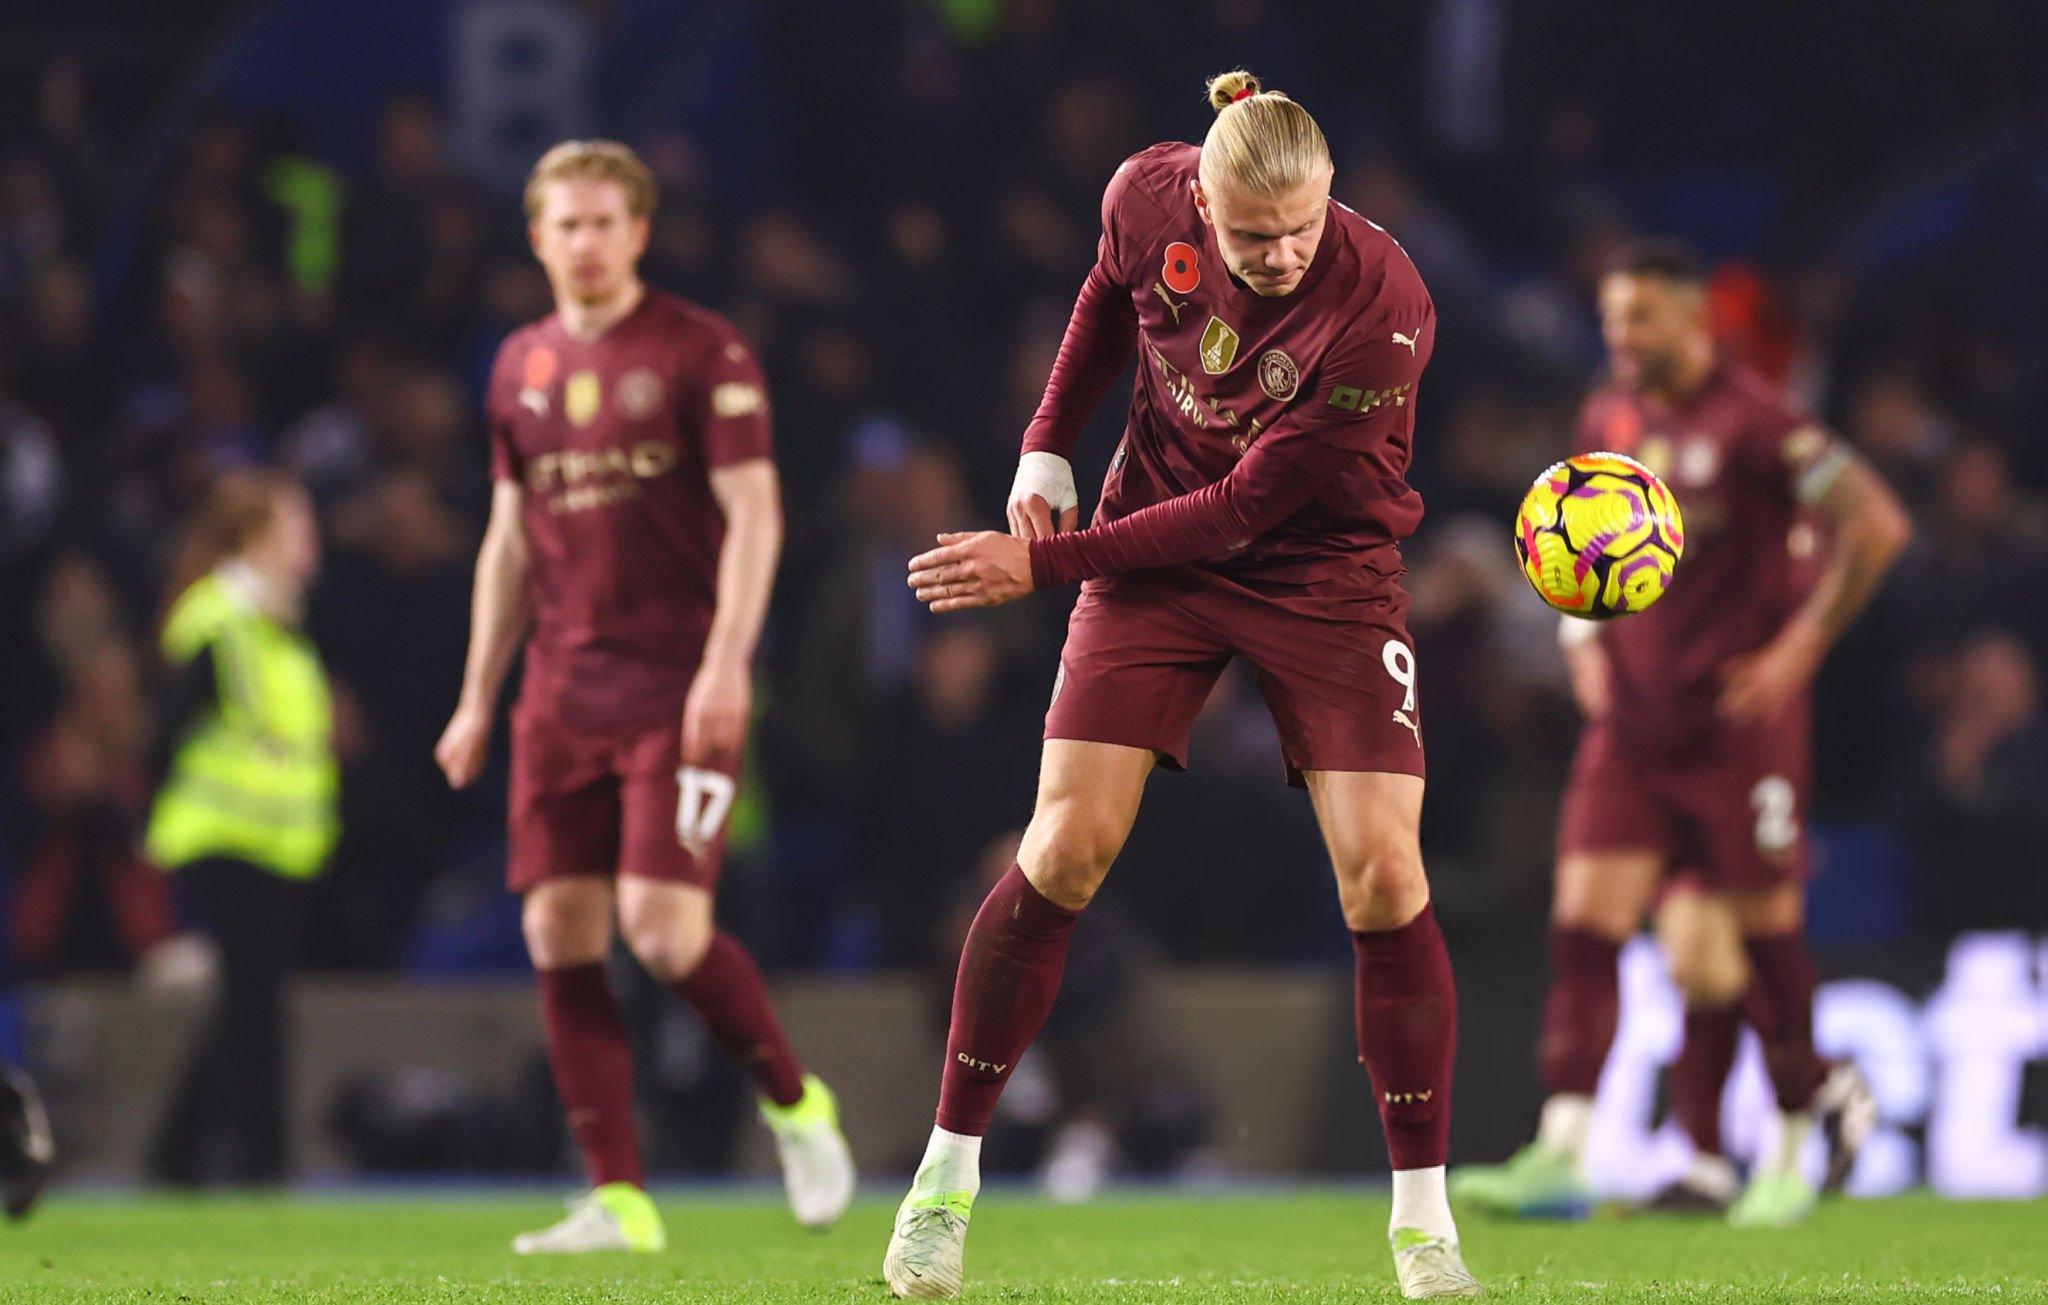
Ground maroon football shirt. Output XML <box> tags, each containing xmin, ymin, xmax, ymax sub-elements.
<box><xmin>1024</xmin><ymin>142</ymin><xmax>1435</xmax><ymax>587</ymax></box>
<box><xmin>1577</xmin><ymin>358</ymin><xmax>1841</xmax><ymax>755</ymax></box>
<box><xmin>487</xmin><ymin>288</ymin><xmax>772</xmax><ymax>734</ymax></box>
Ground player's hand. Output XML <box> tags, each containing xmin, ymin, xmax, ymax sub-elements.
<box><xmin>1007</xmin><ymin>451</ymin><xmax>1080</xmax><ymax>540</ymax></box>
<box><xmin>434</xmin><ymin>702</ymin><xmax>494</xmax><ymax>789</ymax></box>
<box><xmin>1007</xmin><ymin>493</ymin><xmax>1080</xmax><ymax>541</ymax></box>
<box><xmin>682</xmin><ymin>657</ymin><xmax>751</xmax><ymax>772</ymax></box>
<box><xmin>1563</xmin><ymin>640</ymin><xmax>1612</xmax><ymax>721</ymax></box>
<box><xmin>909</xmin><ymin>531</ymin><xmax>1035</xmax><ymax>612</ymax></box>
<box><xmin>1718</xmin><ymin>619</ymin><xmax>1825</xmax><ymax>725</ymax></box>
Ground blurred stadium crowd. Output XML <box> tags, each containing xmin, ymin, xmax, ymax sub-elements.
<box><xmin>3</xmin><ymin>1</ymin><xmax>2046</xmax><ymax>991</ymax></box>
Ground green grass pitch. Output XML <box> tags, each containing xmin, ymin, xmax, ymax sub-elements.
<box><xmin>1</xmin><ymin>1190</ymin><xmax>2041</xmax><ymax>1301</ymax></box>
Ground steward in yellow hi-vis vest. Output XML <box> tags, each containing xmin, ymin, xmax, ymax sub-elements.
<box><xmin>143</xmin><ymin>470</ymin><xmax>331</xmax><ymax>1187</ymax></box>
<box><xmin>144</xmin><ymin>566</ymin><xmax>338</xmax><ymax>879</ymax></box>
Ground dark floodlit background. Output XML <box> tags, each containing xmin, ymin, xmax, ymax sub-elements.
<box><xmin>1</xmin><ymin>0</ymin><xmax>2044</xmax><ymax>1192</ymax></box>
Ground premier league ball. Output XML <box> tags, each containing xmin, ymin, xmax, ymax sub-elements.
<box><xmin>1513</xmin><ymin>452</ymin><xmax>1685</xmax><ymax>619</ymax></box>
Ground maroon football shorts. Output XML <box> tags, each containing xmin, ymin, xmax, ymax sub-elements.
<box><xmin>1556</xmin><ymin>705</ymin><xmax>1813</xmax><ymax>892</ymax></box>
<box><xmin>1044</xmin><ymin>563</ymin><xmax>1426</xmax><ymax>786</ymax></box>
<box><xmin>507</xmin><ymin>704</ymin><xmax>731</xmax><ymax>893</ymax></box>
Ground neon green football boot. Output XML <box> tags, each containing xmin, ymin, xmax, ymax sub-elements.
<box><xmin>512</xmin><ymin>1181</ymin><xmax>666</xmax><ymax>1254</ymax></box>
<box><xmin>1728</xmin><ymin>1170</ymin><xmax>1818</xmax><ymax>1228</ymax></box>
<box><xmin>883</xmin><ymin>1186</ymin><xmax>975</xmax><ymax>1299</ymax></box>
<box><xmin>1451</xmin><ymin>1141</ymin><xmax>1594</xmax><ymax>1220</ymax></box>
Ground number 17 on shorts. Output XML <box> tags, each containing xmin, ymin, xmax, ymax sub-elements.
<box><xmin>675</xmin><ymin>767</ymin><xmax>736</xmax><ymax>856</ymax></box>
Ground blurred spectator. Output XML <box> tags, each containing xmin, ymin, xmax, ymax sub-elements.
<box><xmin>0</xmin><ymin>8</ymin><xmax>2044</xmax><ymax>980</ymax></box>
<box><xmin>1912</xmin><ymin>632</ymin><xmax>2048</xmax><ymax>933</ymax></box>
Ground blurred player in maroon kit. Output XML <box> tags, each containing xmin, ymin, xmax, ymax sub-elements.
<box><xmin>1454</xmin><ymin>242</ymin><xmax>1908</xmax><ymax>1226</ymax></box>
<box><xmin>434</xmin><ymin>141</ymin><xmax>852</xmax><ymax>1254</ymax></box>
<box><xmin>881</xmin><ymin>72</ymin><xmax>1481</xmax><ymax>1300</ymax></box>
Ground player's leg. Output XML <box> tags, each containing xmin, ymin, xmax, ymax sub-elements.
<box><xmin>886</xmin><ymin>737</ymin><xmax>1156</xmax><ymax>1300</ymax></box>
<box><xmin>1449</xmin><ymin>848</ymin><xmax>1663</xmax><ymax>1220</ymax></box>
<box><xmin>1648</xmin><ymin>882</ymin><xmax>1746</xmax><ymax>1211</ymax></box>
<box><xmin>506</xmin><ymin>711</ymin><xmax>662</xmax><ymax>1254</ymax></box>
<box><xmin>1692</xmin><ymin>741</ymin><xmax>1873</xmax><ymax>1225</ymax></box>
<box><xmin>1453</xmin><ymin>712</ymin><xmax>1675</xmax><ymax>1218</ymax></box>
<box><xmin>515</xmin><ymin>876</ymin><xmax>667</xmax><ymax>1253</ymax></box>
<box><xmin>616</xmin><ymin>875</ymin><xmax>853</xmax><ymax>1229</ymax></box>
<box><xmin>887</xmin><ymin>577</ymin><xmax>1220</xmax><ymax>1299</ymax></box>
<box><xmin>615</xmin><ymin>736</ymin><xmax>853</xmax><ymax>1230</ymax></box>
<box><xmin>1302</xmin><ymin>768</ymin><xmax>1478</xmax><ymax>1298</ymax></box>
<box><xmin>1722</xmin><ymin>880</ymin><xmax>1833</xmax><ymax>1226</ymax></box>
<box><xmin>1235</xmin><ymin>588</ymin><xmax>1476</xmax><ymax>1296</ymax></box>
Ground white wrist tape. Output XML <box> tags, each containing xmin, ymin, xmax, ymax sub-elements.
<box><xmin>1012</xmin><ymin>451</ymin><xmax>1079</xmax><ymax>515</ymax></box>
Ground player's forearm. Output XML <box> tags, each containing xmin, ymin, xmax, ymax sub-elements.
<box><xmin>1788</xmin><ymin>461</ymin><xmax>1913</xmax><ymax>652</ymax></box>
<box><xmin>701</xmin><ymin>476</ymin><xmax>783</xmax><ymax>670</ymax></box>
<box><xmin>1020</xmin><ymin>260</ymin><xmax>1137</xmax><ymax>458</ymax></box>
<box><xmin>1028</xmin><ymin>431</ymin><xmax>1348</xmax><ymax>586</ymax></box>
<box><xmin>456</xmin><ymin>521</ymin><xmax>531</xmax><ymax>712</ymax></box>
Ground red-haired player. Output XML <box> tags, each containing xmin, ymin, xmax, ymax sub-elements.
<box><xmin>436</xmin><ymin>140</ymin><xmax>852</xmax><ymax>1254</ymax></box>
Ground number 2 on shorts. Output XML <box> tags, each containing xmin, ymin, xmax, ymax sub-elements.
<box><xmin>1750</xmin><ymin>775</ymin><xmax>1798</xmax><ymax>855</ymax></box>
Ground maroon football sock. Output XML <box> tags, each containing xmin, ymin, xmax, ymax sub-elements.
<box><xmin>1742</xmin><ymin>932</ymin><xmax>1827</xmax><ymax>1111</ymax></box>
<box><xmin>934</xmin><ymin>863</ymin><xmax>1081</xmax><ymax>1136</ymax></box>
<box><xmin>537</xmin><ymin>962</ymin><xmax>644</xmax><ymax>1188</ymax></box>
<box><xmin>672</xmin><ymin>932</ymin><xmax>806</xmax><ymax>1107</ymax></box>
<box><xmin>1670</xmin><ymin>1001</ymin><xmax>1741</xmax><ymax>1156</ymax></box>
<box><xmin>1538</xmin><ymin>926</ymin><xmax>1622</xmax><ymax>1097</ymax></box>
<box><xmin>1352</xmin><ymin>903</ymin><xmax>1459</xmax><ymax>1169</ymax></box>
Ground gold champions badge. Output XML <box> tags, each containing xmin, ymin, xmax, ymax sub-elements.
<box><xmin>1199</xmin><ymin>317</ymin><xmax>1241</xmax><ymax>375</ymax></box>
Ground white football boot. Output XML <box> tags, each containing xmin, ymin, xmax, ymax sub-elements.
<box><xmin>1392</xmin><ymin>1228</ymin><xmax>1486</xmax><ymax>1299</ymax></box>
<box><xmin>760</xmin><ymin>1074</ymin><xmax>857</xmax><ymax>1229</ymax></box>
<box><xmin>511</xmin><ymin>1182</ymin><xmax>665</xmax><ymax>1254</ymax></box>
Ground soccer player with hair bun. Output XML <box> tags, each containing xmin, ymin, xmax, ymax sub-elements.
<box><xmin>885</xmin><ymin>71</ymin><xmax>1482</xmax><ymax>1300</ymax></box>
<box><xmin>436</xmin><ymin>139</ymin><xmax>853</xmax><ymax>1255</ymax></box>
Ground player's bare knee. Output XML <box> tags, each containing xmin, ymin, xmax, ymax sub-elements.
<box><xmin>1018</xmin><ymin>806</ymin><xmax>1120</xmax><ymax>911</ymax></box>
<box><xmin>1553</xmin><ymin>854</ymin><xmax>1656</xmax><ymax>940</ymax></box>
<box><xmin>521</xmin><ymin>890</ymin><xmax>612</xmax><ymax>969</ymax></box>
<box><xmin>1667</xmin><ymin>945</ymin><xmax>1748</xmax><ymax>1008</ymax></box>
<box><xmin>617</xmin><ymin>896</ymin><xmax>713</xmax><ymax>982</ymax></box>
<box><xmin>1333</xmin><ymin>843</ymin><xmax>1428</xmax><ymax>932</ymax></box>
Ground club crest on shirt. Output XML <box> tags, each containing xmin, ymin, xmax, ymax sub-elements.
<box><xmin>1258</xmin><ymin>349</ymin><xmax>1299</xmax><ymax>402</ymax></box>
<box><xmin>1199</xmin><ymin>316</ymin><xmax>1241</xmax><ymax>375</ymax></box>
<box><xmin>616</xmin><ymin>368</ymin><xmax>664</xmax><ymax>420</ymax></box>
<box><xmin>565</xmin><ymin>371</ymin><xmax>603</xmax><ymax>427</ymax></box>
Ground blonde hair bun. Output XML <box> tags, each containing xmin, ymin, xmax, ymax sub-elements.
<box><xmin>1199</xmin><ymin>71</ymin><xmax>1330</xmax><ymax>198</ymax></box>
<box><xmin>1205</xmin><ymin>69</ymin><xmax>1262</xmax><ymax>113</ymax></box>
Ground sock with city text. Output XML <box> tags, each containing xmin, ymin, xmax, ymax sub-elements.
<box><xmin>1352</xmin><ymin>903</ymin><xmax>1458</xmax><ymax>1172</ymax></box>
<box><xmin>934</xmin><ymin>864</ymin><xmax>1081</xmax><ymax>1136</ymax></box>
